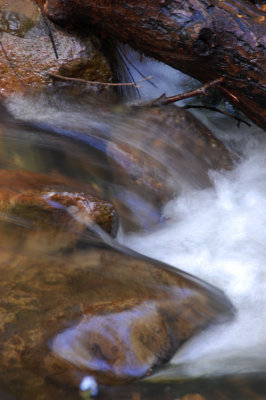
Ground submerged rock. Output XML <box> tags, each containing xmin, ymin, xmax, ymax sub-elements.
<box><xmin>0</xmin><ymin>169</ymin><xmax>119</xmax><ymax>254</ymax></box>
<box><xmin>107</xmin><ymin>105</ymin><xmax>235</xmax><ymax>230</ymax></box>
<box><xmin>0</xmin><ymin>0</ymin><xmax>112</xmax><ymax>96</ymax></box>
<box><xmin>0</xmin><ymin>219</ymin><xmax>234</xmax><ymax>393</ymax></box>
<box><xmin>0</xmin><ymin>100</ymin><xmax>235</xmax><ymax>398</ymax></box>
<box><xmin>0</xmin><ymin>98</ymin><xmax>235</xmax><ymax>233</ymax></box>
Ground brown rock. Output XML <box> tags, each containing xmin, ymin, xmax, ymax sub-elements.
<box><xmin>0</xmin><ymin>225</ymin><xmax>234</xmax><ymax>392</ymax></box>
<box><xmin>0</xmin><ymin>0</ymin><xmax>112</xmax><ymax>97</ymax></box>
<box><xmin>0</xmin><ymin>169</ymin><xmax>119</xmax><ymax>254</ymax></box>
<box><xmin>0</xmin><ymin>106</ymin><xmax>235</xmax><ymax>398</ymax></box>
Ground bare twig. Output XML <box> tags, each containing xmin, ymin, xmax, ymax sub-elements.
<box><xmin>47</xmin><ymin>72</ymin><xmax>153</xmax><ymax>88</ymax></box>
<box><xmin>0</xmin><ymin>40</ymin><xmax>27</xmax><ymax>93</ymax></box>
<box><xmin>183</xmin><ymin>104</ymin><xmax>251</xmax><ymax>127</ymax></box>
<box><xmin>135</xmin><ymin>77</ymin><xmax>249</xmax><ymax>126</ymax></box>
<box><xmin>143</xmin><ymin>78</ymin><xmax>224</xmax><ymax>107</ymax></box>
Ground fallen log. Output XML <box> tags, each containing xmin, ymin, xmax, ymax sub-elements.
<box><xmin>42</xmin><ymin>0</ymin><xmax>266</xmax><ymax>129</ymax></box>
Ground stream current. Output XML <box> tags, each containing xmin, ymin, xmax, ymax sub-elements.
<box><xmin>5</xmin><ymin>47</ymin><xmax>266</xmax><ymax>395</ymax></box>
<box><xmin>119</xmin><ymin>47</ymin><xmax>266</xmax><ymax>379</ymax></box>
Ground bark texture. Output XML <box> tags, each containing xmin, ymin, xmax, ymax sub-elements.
<box><xmin>43</xmin><ymin>0</ymin><xmax>266</xmax><ymax>129</ymax></box>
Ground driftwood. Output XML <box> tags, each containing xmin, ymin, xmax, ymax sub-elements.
<box><xmin>42</xmin><ymin>0</ymin><xmax>266</xmax><ymax>129</ymax></box>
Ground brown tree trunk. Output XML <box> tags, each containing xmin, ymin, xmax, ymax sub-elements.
<box><xmin>43</xmin><ymin>0</ymin><xmax>266</xmax><ymax>129</ymax></box>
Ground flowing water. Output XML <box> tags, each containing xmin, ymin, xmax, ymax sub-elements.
<box><xmin>119</xmin><ymin>48</ymin><xmax>266</xmax><ymax>379</ymax></box>
<box><xmin>124</xmin><ymin>130</ymin><xmax>266</xmax><ymax>377</ymax></box>
<box><xmin>2</xmin><ymin>48</ymin><xmax>266</xmax><ymax>399</ymax></box>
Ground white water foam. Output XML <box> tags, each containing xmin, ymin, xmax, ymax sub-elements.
<box><xmin>115</xmin><ymin>48</ymin><xmax>266</xmax><ymax>378</ymax></box>
<box><xmin>121</xmin><ymin>132</ymin><xmax>266</xmax><ymax>377</ymax></box>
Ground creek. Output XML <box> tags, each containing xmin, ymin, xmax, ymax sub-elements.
<box><xmin>119</xmin><ymin>46</ymin><xmax>266</xmax><ymax>379</ymax></box>
<box><xmin>2</xmin><ymin>47</ymin><xmax>266</xmax><ymax>400</ymax></box>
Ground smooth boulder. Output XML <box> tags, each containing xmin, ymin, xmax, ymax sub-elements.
<box><xmin>0</xmin><ymin>225</ymin><xmax>234</xmax><ymax>391</ymax></box>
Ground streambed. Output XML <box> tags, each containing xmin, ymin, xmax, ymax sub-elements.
<box><xmin>1</xmin><ymin>51</ymin><xmax>266</xmax><ymax>400</ymax></box>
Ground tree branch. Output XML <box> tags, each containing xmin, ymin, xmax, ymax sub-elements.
<box><xmin>141</xmin><ymin>78</ymin><xmax>224</xmax><ymax>107</ymax></box>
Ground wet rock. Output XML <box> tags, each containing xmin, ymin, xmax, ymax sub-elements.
<box><xmin>107</xmin><ymin>105</ymin><xmax>235</xmax><ymax>230</ymax></box>
<box><xmin>0</xmin><ymin>0</ymin><xmax>112</xmax><ymax>96</ymax></box>
<box><xmin>0</xmin><ymin>169</ymin><xmax>119</xmax><ymax>253</ymax></box>
<box><xmin>0</xmin><ymin>101</ymin><xmax>235</xmax><ymax>398</ymax></box>
<box><xmin>0</xmin><ymin>98</ymin><xmax>235</xmax><ymax>232</ymax></box>
<box><xmin>0</xmin><ymin>220</ymin><xmax>234</xmax><ymax>393</ymax></box>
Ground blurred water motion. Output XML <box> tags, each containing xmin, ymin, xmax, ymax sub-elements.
<box><xmin>0</xmin><ymin>84</ymin><xmax>264</xmax><ymax>400</ymax></box>
<box><xmin>0</xmin><ymin>92</ymin><xmax>237</xmax><ymax>399</ymax></box>
<box><xmin>119</xmin><ymin>54</ymin><xmax>266</xmax><ymax>390</ymax></box>
<box><xmin>2</xmin><ymin>88</ymin><xmax>233</xmax><ymax>232</ymax></box>
<box><xmin>0</xmin><ymin>194</ymin><xmax>233</xmax><ymax>397</ymax></box>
